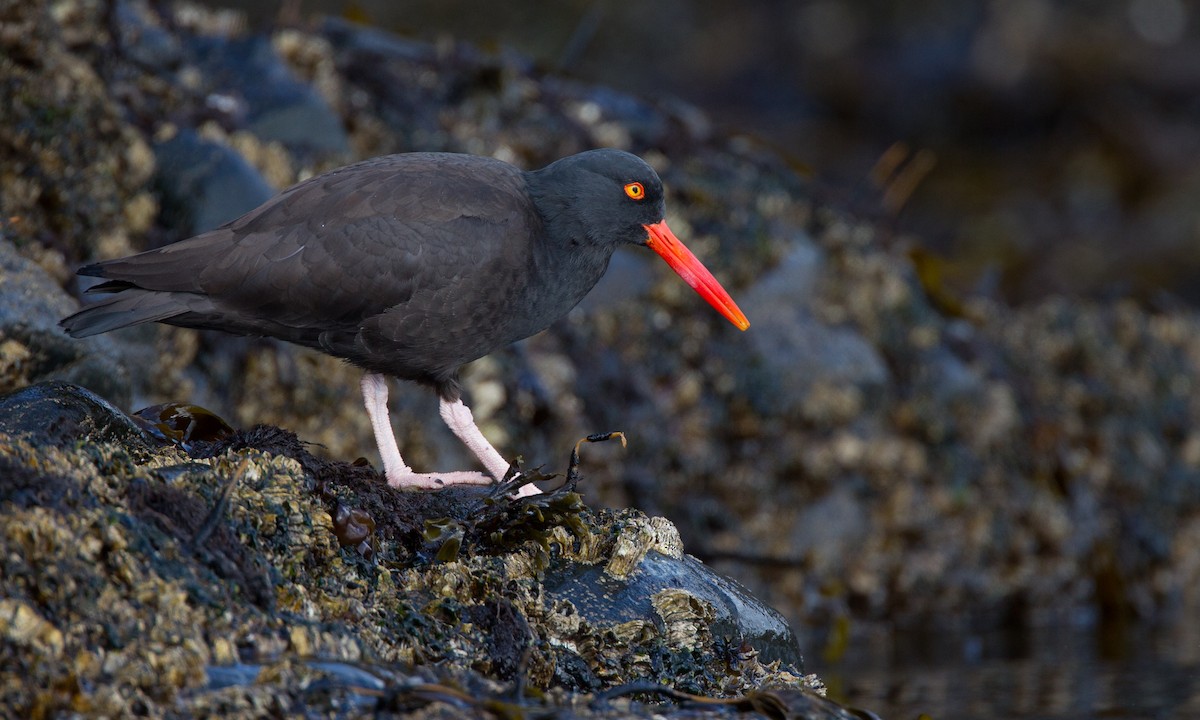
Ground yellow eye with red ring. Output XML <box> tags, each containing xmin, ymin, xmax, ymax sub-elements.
<box><xmin>624</xmin><ymin>182</ymin><xmax>645</xmax><ymax>200</ymax></box>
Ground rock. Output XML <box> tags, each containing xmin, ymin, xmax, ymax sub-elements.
<box><xmin>0</xmin><ymin>239</ymin><xmax>131</xmax><ymax>406</ymax></box>
<box><xmin>0</xmin><ymin>381</ymin><xmax>837</xmax><ymax>717</ymax></box>
<box><xmin>186</xmin><ymin>33</ymin><xmax>350</xmax><ymax>157</ymax></box>
<box><xmin>0</xmin><ymin>0</ymin><xmax>155</xmax><ymax>260</ymax></box>
<box><xmin>111</xmin><ymin>0</ymin><xmax>183</xmax><ymax>70</ymax></box>
<box><xmin>0</xmin><ymin>381</ymin><xmax>152</xmax><ymax>450</ymax></box>
<box><xmin>153</xmin><ymin>128</ymin><xmax>277</xmax><ymax>236</ymax></box>
<box><xmin>543</xmin><ymin>514</ymin><xmax>804</xmax><ymax>667</ymax></box>
<box><xmin>789</xmin><ymin>486</ymin><xmax>869</xmax><ymax>576</ymax></box>
<box><xmin>736</xmin><ymin>240</ymin><xmax>889</xmax><ymax>417</ymax></box>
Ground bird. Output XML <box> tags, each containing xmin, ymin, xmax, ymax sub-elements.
<box><xmin>60</xmin><ymin>149</ymin><xmax>749</xmax><ymax>494</ymax></box>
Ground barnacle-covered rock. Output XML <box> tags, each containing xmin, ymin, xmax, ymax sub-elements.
<box><xmin>0</xmin><ymin>381</ymin><xmax>832</xmax><ymax>717</ymax></box>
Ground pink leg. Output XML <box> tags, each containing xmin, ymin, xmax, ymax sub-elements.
<box><xmin>359</xmin><ymin>373</ymin><xmax>492</xmax><ymax>490</ymax></box>
<box><xmin>361</xmin><ymin>373</ymin><xmax>411</xmax><ymax>479</ymax></box>
<box><xmin>439</xmin><ymin>397</ymin><xmax>541</xmax><ymax>497</ymax></box>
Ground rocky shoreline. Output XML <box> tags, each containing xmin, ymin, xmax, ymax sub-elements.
<box><xmin>0</xmin><ymin>381</ymin><xmax>845</xmax><ymax>717</ymax></box>
<box><xmin>5</xmin><ymin>0</ymin><xmax>1200</xmax><ymax>716</ymax></box>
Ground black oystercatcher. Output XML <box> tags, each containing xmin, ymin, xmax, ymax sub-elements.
<box><xmin>61</xmin><ymin>149</ymin><xmax>749</xmax><ymax>494</ymax></box>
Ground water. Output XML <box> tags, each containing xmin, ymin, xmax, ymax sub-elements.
<box><xmin>805</xmin><ymin>619</ymin><xmax>1200</xmax><ymax>719</ymax></box>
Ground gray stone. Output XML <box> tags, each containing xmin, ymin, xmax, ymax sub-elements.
<box><xmin>0</xmin><ymin>381</ymin><xmax>151</xmax><ymax>450</ymax></box>
<box><xmin>543</xmin><ymin>516</ymin><xmax>804</xmax><ymax>668</ymax></box>
<box><xmin>790</xmin><ymin>486</ymin><xmax>869</xmax><ymax>574</ymax></box>
<box><xmin>187</xmin><ymin>34</ymin><xmax>350</xmax><ymax>156</ymax></box>
<box><xmin>0</xmin><ymin>239</ymin><xmax>131</xmax><ymax>406</ymax></box>
<box><xmin>736</xmin><ymin>239</ymin><xmax>889</xmax><ymax>416</ymax></box>
<box><xmin>153</xmin><ymin>129</ymin><xmax>276</xmax><ymax>236</ymax></box>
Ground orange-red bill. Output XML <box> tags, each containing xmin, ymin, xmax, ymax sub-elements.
<box><xmin>644</xmin><ymin>220</ymin><xmax>750</xmax><ymax>331</ymax></box>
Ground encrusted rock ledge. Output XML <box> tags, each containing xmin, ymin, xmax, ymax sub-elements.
<box><xmin>0</xmin><ymin>381</ymin><xmax>861</xmax><ymax>718</ymax></box>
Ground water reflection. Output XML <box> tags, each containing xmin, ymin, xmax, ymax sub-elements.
<box><xmin>808</xmin><ymin>618</ymin><xmax>1200</xmax><ymax>719</ymax></box>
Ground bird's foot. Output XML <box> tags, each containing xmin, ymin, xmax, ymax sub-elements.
<box><xmin>385</xmin><ymin>467</ymin><xmax>541</xmax><ymax>496</ymax></box>
<box><xmin>385</xmin><ymin>469</ymin><xmax>495</xmax><ymax>490</ymax></box>
<box><xmin>511</xmin><ymin>481</ymin><xmax>541</xmax><ymax>498</ymax></box>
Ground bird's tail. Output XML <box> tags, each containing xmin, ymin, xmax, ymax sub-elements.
<box><xmin>60</xmin><ymin>286</ymin><xmax>192</xmax><ymax>338</ymax></box>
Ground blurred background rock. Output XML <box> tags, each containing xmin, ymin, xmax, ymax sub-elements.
<box><xmin>210</xmin><ymin>0</ymin><xmax>1200</xmax><ymax>305</ymax></box>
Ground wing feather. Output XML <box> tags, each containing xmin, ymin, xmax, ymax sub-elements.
<box><xmin>78</xmin><ymin>153</ymin><xmax>537</xmax><ymax>345</ymax></box>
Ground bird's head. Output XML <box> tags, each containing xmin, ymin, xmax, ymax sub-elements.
<box><xmin>530</xmin><ymin>149</ymin><xmax>749</xmax><ymax>331</ymax></box>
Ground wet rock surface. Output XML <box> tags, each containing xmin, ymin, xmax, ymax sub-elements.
<box><xmin>0</xmin><ymin>381</ymin><xmax>827</xmax><ymax>717</ymax></box>
<box><xmin>0</xmin><ymin>381</ymin><xmax>152</xmax><ymax>450</ymax></box>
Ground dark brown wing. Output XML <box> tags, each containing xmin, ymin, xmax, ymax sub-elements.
<box><xmin>63</xmin><ymin>153</ymin><xmax>542</xmax><ymax>380</ymax></box>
